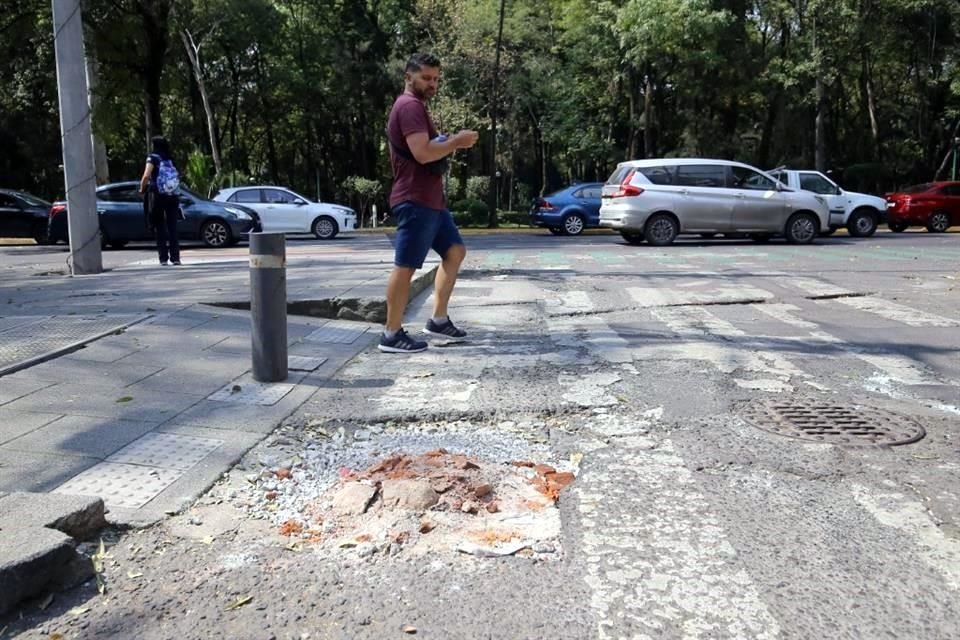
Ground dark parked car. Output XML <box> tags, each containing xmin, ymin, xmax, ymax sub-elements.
<box><xmin>529</xmin><ymin>182</ymin><xmax>604</xmax><ymax>235</ymax></box>
<box><xmin>49</xmin><ymin>182</ymin><xmax>262</xmax><ymax>248</ymax></box>
<box><xmin>885</xmin><ymin>181</ymin><xmax>960</xmax><ymax>233</ymax></box>
<box><xmin>0</xmin><ymin>189</ymin><xmax>53</xmax><ymax>244</ymax></box>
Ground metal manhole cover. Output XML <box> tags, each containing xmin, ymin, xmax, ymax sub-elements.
<box><xmin>742</xmin><ymin>401</ymin><xmax>925</xmax><ymax>446</ymax></box>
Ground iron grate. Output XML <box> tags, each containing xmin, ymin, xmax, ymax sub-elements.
<box><xmin>742</xmin><ymin>401</ymin><xmax>925</xmax><ymax>446</ymax></box>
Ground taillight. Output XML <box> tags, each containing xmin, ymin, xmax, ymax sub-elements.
<box><xmin>49</xmin><ymin>204</ymin><xmax>66</xmax><ymax>219</ymax></box>
<box><xmin>537</xmin><ymin>198</ymin><xmax>555</xmax><ymax>210</ymax></box>
<box><xmin>609</xmin><ymin>169</ymin><xmax>644</xmax><ymax>198</ymax></box>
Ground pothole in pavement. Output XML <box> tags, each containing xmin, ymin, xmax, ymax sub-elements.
<box><xmin>741</xmin><ymin>400</ymin><xmax>926</xmax><ymax>446</ymax></box>
<box><xmin>222</xmin><ymin>416</ymin><xmax>582</xmax><ymax>560</ymax></box>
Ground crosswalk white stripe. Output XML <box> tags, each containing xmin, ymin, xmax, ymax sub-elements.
<box><xmin>577</xmin><ymin>440</ymin><xmax>781</xmax><ymax>639</ymax></box>
<box><xmin>653</xmin><ymin>306</ymin><xmax>746</xmax><ymax>337</ymax></box>
<box><xmin>751</xmin><ymin>303</ymin><xmax>818</xmax><ymax>329</ymax></box>
<box><xmin>789</xmin><ymin>278</ymin><xmax>853</xmax><ymax>297</ymax></box>
<box><xmin>831</xmin><ymin>296</ymin><xmax>960</xmax><ymax>327</ymax></box>
<box><xmin>627</xmin><ymin>285</ymin><xmax>774</xmax><ymax>308</ymax></box>
<box><xmin>850</xmin><ymin>484</ymin><xmax>960</xmax><ymax>592</ymax></box>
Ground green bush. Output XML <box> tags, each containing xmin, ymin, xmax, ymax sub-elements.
<box><xmin>465</xmin><ymin>176</ymin><xmax>489</xmax><ymax>202</ymax></box>
<box><xmin>450</xmin><ymin>198</ymin><xmax>489</xmax><ymax>226</ymax></box>
<box><xmin>497</xmin><ymin>210</ymin><xmax>531</xmax><ymax>227</ymax></box>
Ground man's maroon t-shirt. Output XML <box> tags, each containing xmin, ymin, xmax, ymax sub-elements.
<box><xmin>387</xmin><ymin>93</ymin><xmax>445</xmax><ymax>211</ymax></box>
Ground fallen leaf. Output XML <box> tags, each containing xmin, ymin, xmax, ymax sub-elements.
<box><xmin>569</xmin><ymin>452</ymin><xmax>584</xmax><ymax>467</ymax></box>
<box><xmin>402</xmin><ymin>625</ymin><xmax>417</xmax><ymax>634</ymax></box>
<box><xmin>49</xmin><ymin>634</ymin><xmax>64</xmax><ymax>640</ymax></box>
<box><xmin>411</xmin><ymin>372</ymin><xmax>434</xmax><ymax>379</ymax></box>
<box><xmin>202</xmin><ymin>536</ymin><xmax>215</xmax><ymax>545</ymax></box>
<box><xmin>115</xmin><ymin>396</ymin><xmax>133</xmax><ymax>403</ymax></box>
<box><xmin>68</xmin><ymin>606</ymin><xmax>91</xmax><ymax>616</ymax></box>
<box><xmin>225</xmin><ymin>595</ymin><xmax>253</xmax><ymax>611</ymax></box>
<box><xmin>38</xmin><ymin>593</ymin><xmax>54</xmax><ymax>611</ymax></box>
<box><xmin>126</xmin><ymin>571</ymin><xmax>144</xmax><ymax>579</ymax></box>
<box><xmin>91</xmin><ymin>538</ymin><xmax>110</xmax><ymax>595</ymax></box>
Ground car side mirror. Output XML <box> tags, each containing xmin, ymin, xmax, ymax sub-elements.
<box><xmin>294</xmin><ymin>199</ymin><xmax>307</xmax><ymax>206</ymax></box>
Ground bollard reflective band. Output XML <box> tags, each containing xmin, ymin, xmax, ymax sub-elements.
<box><xmin>249</xmin><ymin>255</ymin><xmax>286</xmax><ymax>269</ymax></box>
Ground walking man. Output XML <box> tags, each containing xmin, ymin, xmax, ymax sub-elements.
<box><xmin>380</xmin><ymin>52</ymin><xmax>479</xmax><ymax>353</ymax></box>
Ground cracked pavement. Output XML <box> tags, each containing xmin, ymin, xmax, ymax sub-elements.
<box><xmin>2</xmin><ymin>231</ymin><xmax>960</xmax><ymax>639</ymax></box>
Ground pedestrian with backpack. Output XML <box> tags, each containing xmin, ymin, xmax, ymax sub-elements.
<box><xmin>139</xmin><ymin>135</ymin><xmax>183</xmax><ymax>266</ymax></box>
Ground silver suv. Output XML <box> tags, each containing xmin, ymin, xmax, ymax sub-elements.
<box><xmin>599</xmin><ymin>159</ymin><xmax>830</xmax><ymax>246</ymax></box>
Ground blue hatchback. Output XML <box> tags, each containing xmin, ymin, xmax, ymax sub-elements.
<box><xmin>528</xmin><ymin>182</ymin><xmax>604</xmax><ymax>235</ymax></box>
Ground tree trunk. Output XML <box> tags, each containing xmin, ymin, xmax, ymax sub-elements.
<box><xmin>627</xmin><ymin>71</ymin><xmax>638</xmax><ymax>160</ymax></box>
<box><xmin>644</xmin><ymin>68</ymin><xmax>655</xmax><ymax>158</ymax></box>
<box><xmin>83</xmin><ymin>45</ymin><xmax>109</xmax><ymax>184</ymax></box>
<box><xmin>934</xmin><ymin>117</ymin><xmax>960</xmax><ymax>180</ymax></box>
<box><xmin>181</xmin><ymin>30</ymin><xmax>222</xmax><ymax>180</ymax></box>
<box><xmin>139</xmin><ymin>0</ymin><xmax>171</xmax><ymax>142</ymax></box>
<box><xmin>486</xmin><ymin>0</ymin><xmax>506</xmax><ymax>227</ymax></box>
<box><xmin>860</xmin><ymin>48</ymin><xmax>881</xmax><ymax>161</ymax></box>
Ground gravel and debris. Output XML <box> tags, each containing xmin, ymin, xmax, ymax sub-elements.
<box><xmin>221</xmin><ymin>416</ymin><xmax>581</xmax><ymax>559</ymax></box>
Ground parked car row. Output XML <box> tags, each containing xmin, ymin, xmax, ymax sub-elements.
<box><xmin>48</xmin><ymin>182</ymin><xmax>262</xmax><ymax>248</ymax></box>
<box><xmin>529</xmin><ymin>158</ymin><xmax>959</xmax><ymax>245</ymax></box>
<box><xmin>0</xmin><ymin>189</ymin><xmax>55</xmax><ymax>244</ymax></box>
<box><xmin>0</xmin><ymin>181</ymin><xmax>359</xmax><ymax>249</ymax></box>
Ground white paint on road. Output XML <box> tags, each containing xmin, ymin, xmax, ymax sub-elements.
<box><xmin>752</xmin><ymin>303</ymin><xmax>818</xmax><ymax>329</ymax></box>
<box><xmin>851</xmin><ymin>484</ymin><xmax>960</xmax><ymax>592</ymax></box>
<box><xmin>789</xmin><ymin>278</ymin><xmax>854</xmax><ymax>298</ymax></box>
<box><xmin>833</xmin><ymin>296</ymin><xmax>960</xmax><ymax>327</ymax></box>
<box><xmin>577</xmin><ymin>439</ymin><xmax>781</xmax><ymax>639</ymax></box>
<box><xmin>628</xmin><ymin>285</ymin><xmax>775</xmax><ymax>308</ymax></box>
<box><xmin>373</xmin><ymin>376</ymin><xmax>478</xmax><ymax>412</ymax></box>
<box><xmin>653</xmin><ymin>306</ymin><xmax>746</xmax><ymax>338</ymax></box>
<box><xmin>560</xmin><ymin>371</ymin><xmax>621</xmax><ymax>407</ymax></box>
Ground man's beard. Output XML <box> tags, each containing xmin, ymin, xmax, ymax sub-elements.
<box><xmin>412</xmin><ymin>85</ymin><xmax>435</xmax><ymax>100</ymax></box>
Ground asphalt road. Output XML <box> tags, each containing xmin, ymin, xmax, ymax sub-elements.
<box><xmin>3</xmin><ymin>227</ymin><xmax>960</xmax><ymax>639</ymax></box>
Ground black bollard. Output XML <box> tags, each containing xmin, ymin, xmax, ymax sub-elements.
<box><xmin>250</xmin><ymin>232</ymin><xmax>287</xmax><ymax>382</ymax></box>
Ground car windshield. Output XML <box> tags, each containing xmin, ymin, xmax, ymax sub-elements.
<box><xmin>16</xmin><ymin>192</ymin><xmax>51</xmax><ymax>207</ymax></box>
<box><xmin>903</xmin><ymin>183</ymin><xmax>932</xmax><ymax>194</ymax></box>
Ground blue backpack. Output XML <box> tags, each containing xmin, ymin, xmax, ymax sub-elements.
<box><xmin>156</xmin><ymin>158</ymin><xmax>180</xmax><ymax>195</ymax></box>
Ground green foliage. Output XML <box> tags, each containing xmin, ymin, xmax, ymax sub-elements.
<box><xmin>341</xmin><ymin>176</ymin><xmax>383</xmax><ymax>225</ymax></box>
<box><xmin>3</xmin><ymin>0</ymin><xmax>960</xmax><ymax>201</ymax></box>
<box><xmin>450</xmin><ymin>198</ymin><xmax>490</xmax><ymax>226</ymax></box>
<box><xmin>465</xmin><ymin>176</ymin><xmax>489</xmax><ymax>201</ymax></box>
<box><xmin>184</xmin><ymin>149</ymin><xmax>216</xmax><ymax>198</ymax></box>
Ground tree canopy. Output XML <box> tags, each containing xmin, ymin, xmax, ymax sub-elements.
<box><xmin>2</xmin><ymin>0</ymin><xmax>959</xmax><ymax>214</ymax></box>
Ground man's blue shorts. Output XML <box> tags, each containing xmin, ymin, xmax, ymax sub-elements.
<box><xmin>392</xmin><ymin>202</ymin><xmax>464</xmax><ymax>269</ymax></box>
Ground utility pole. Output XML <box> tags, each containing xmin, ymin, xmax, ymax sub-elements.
<box><xmin>53</xmin><ymin>0</ymin><xmax>103</xmax><ymax>275</ymax></box>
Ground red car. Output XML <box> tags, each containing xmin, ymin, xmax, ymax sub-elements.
<box><xmin>885</xmin><ymin>181</ymin><xmax>960</xmax><ymax>233</ymax></box>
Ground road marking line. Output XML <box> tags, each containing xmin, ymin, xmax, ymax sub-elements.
<box><xmin>628</xmin><ymin>285</ymin><xmax>774</xmax><ymax>308</ymax></box>
<box><xmin>851</xmin><ymin>484</ymin><xmax>960</xmax><ymax>592</ymax></box>
<box><xmin>751</xmin><ymin>303</ymin><xmax>819</xmax><ymax>329</ymax></box>
<box><xmin>577</xmin><ymin>440</ymin><xmax>781</xmax><ymax>639</ymax></box>
<box><xmin>831</xmin><ymin>296</ymin><xmax>960</xmax><ymax>327</ymax></box>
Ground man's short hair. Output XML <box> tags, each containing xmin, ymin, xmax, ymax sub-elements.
<box><xmin>405</xmin><ymin>52</ymin><xmax>441</xmax><ymax>73</ymax></box>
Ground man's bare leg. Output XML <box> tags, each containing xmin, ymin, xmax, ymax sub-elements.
<box><xmin>432</xmin><ymin>243</ymin><xmax>466</xmax><ymax>319</ymax></box>
<box><xmin>385</xmin><ymin>266</ymin><xmax>417</xmax><ymax>332</ymax></box>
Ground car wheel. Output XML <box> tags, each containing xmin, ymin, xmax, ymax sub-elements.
<box><xmin>749</xmin><ymin>234</ymin><xmax>772</xmax><ymax>243</ymax></box>
<box><xmin>847</xmin><ymin>208</ymin><xmax>878</xmax><ymax>237</ymax></box>
<box><xmin>312</xmin><ymin>216</ymin><xmax>339</xmax><ymax>240</ymax></box>
<box><xmin>888</xmin><ymin>221</ymin><xmax>908</xmax><ymax>232</ymax></box>
<box><xmin>33</xmin><ymin>231</ymin><xmax>52</xmax><ymax>245</ymax></box>
<box><xmin>785</xmin><ymin>212</ymin><xmax>819</xmax><ymax>244</ymax></box>
<box><xmin>620</xmin><ymin>231</ymin><xmax>645</xmax><ymax>245</ymax></box>
<box><xmin>201</xmin><ymin>219</ymin><xmax>232</xmax><ymax>248</ymax></box>
<box><xmin>644</xmin><ymin>214</ymin><xmax>679</xmax><ymax>246</ymax></box>
<box><xmin>819</xmin><ymin>227</ymin><xmax>837</xmax><ymax>237</ymax></box>
<box><xmin>562</xmin><ymin>214</ymin><xmax>585</xmax><ymax>236</ymax></box>
<box><xmin>927</xmin><ymin>211</ymin><xmax>950</xmax><ymax>233</ymax></box>
<box><xmin>548</xmin><ymin>227</ymin><xmax>563</xmax><ymax>235</ymax></box>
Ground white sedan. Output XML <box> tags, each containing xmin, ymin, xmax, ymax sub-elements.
<box><xmin>214</xmin><ymin>186</ymin><xmax>356</xmax><ymax>239</ymax></box>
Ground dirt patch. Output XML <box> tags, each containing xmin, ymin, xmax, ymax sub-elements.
<box><xmin>255</xmin><ymin>448</ymin><xmax>577</xmax><ymax>558</ymax></box>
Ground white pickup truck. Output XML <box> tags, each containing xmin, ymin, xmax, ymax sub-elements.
<box><xmin>768</xmin><ymin>168</ymin><xmax>887</xmax><ymax>237</ymax></box>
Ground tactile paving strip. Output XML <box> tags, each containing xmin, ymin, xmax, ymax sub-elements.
<box><xmin>208</xmin><ymin>380</ymin><xmax>296</xmax><ymax>405</ymax></box>
<box><xmin>742</xmin><ymin>401</ymin><xmax>925</xmax><ymax>446</ymax></box>
<box><xmin>54</xmin><ymin>463</ymin><xmax>183</xmax><ymax>509</ymax></box>
<box><xmin>0</xmin><ymin>314</ymin><xmax>148</xmax><ymax>374</ymax></box>
<box><xmin>107</xmin><ymin>432</ymin><xmax>224</xmax><ymax>469</ymax></box>
<box><xmin>288</xmin><ymin>356</ymin><xmax>327</xmax><ymax>372</ymax></box>
<box><xmin>304</xmin><ymin>321</ymin><xmax>368</xmax><ymax>344</ymax></box>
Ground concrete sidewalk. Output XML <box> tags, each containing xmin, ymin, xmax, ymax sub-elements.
<box><xmin>0</xmin><ymin>235</ymin><xmax>438</xmax><ymax>614</ymax></box>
